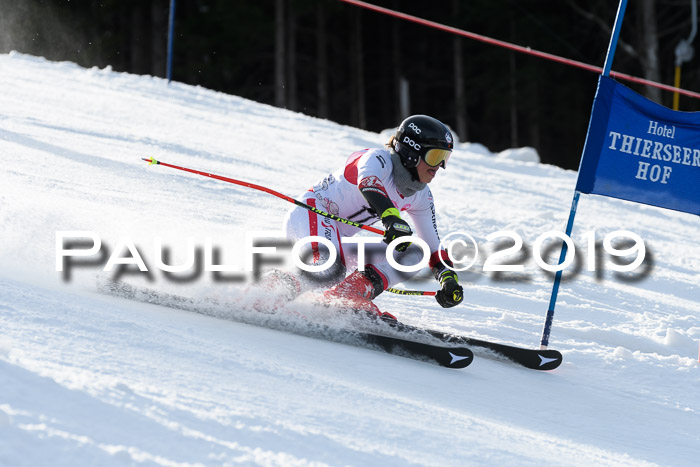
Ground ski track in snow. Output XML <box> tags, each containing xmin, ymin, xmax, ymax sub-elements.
<box><xmin>1</xmin><ymin>52</ymin><xmax>699</xmax><ymax>466</ymax></box>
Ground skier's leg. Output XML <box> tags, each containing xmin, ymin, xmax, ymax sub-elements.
<box><xmin>323</xmin><ymin>243</ymin><xmax>426</xmax><ymax>318</ymax></box>
<box><xmin>252</xmin><ymin>194</ymin><xmax>346</xmax><ymax>305</ymax></box>
<box><xmin>362</xmin><ymin>242</ymin><xmax>427</xmax><ymax>288</ymax></box>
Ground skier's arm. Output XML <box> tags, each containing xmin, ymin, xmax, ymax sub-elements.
<box><xmin>356</xmin><ymin>154</ymin><xmax>412</xmax><ymax>250</ymax></box>
<box><xmin>432</xmin><ymin>262</ymin><xmax>464</xmax><ymax>308</ymax></box>
<box><xmin>357</xmin><ymin>177</ymin><xmax>411</xmax><ymax>246</ymax></box>
<box><xmin>407</xmin><ymin>192</ymin><xmax>464</xmax><ymax>308</ymax></box>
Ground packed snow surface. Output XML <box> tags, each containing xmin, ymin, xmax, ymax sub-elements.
<box><xmin>1</xmin><ymin>52</ymin><xmax>699</xmax><ymax>466</ymax></box>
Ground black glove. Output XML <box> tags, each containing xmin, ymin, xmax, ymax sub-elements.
<box><xmin>435</xmin><ymin>269</ymin><xmax>463</xmax><ymax>308</ymax></box>
<box><xmin>381</xmin><ymin>212</ymin><xmax>413</xmax><ymax>252</ymax></box>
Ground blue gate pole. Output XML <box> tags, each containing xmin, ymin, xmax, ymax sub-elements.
<box><xmin>539</xmin><ymin>0</ymin><xmax>629</xmax><ymax>349</ymax></box>
<box><xmin>166</xmin><ymin>0</ymin><xmax>176</xmax><ymax>84</ymax></box>
<box><xmin>540</xmin><ymin>191</ymin><xmax>580</xmax><ymax>349</ymax></box>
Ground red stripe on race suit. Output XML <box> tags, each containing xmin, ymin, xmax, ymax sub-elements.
<box><xmin>305</xmin><ymin>198</ymin><xmax>321</xmax><ymax>263</ymax></box>
<box><xmin>335</xmin><ymin>221</ymin><xmax>346</xmax><ymax>267</ymax></box>
<box><xmin>429</xmin><ymin>250</ymin><xmax>452</xmax><ymax>270</ymax></box>
<box><xmin>343</xmin><ymin>149</ymin><xmax>369</xmax><ymax>185</ymax></box>
<box><xmin>307</xmin><ymin>196</ymin><xmax>346</xmax><ymax>267</ymax></box>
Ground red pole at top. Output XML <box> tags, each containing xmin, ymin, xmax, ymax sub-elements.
<box><xmin>339</xmin><ymin>0</ymin><xmax>700</xmax><ymax>100</ymax></box>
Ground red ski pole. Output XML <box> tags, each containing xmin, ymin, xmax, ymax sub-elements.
<box><xmin>142</xmin><ymin>157</ymin><xmax>384</xmax><ymax>235</ymax></box>
<box><xmin>142</xmin><ymin>157</ymin><xmax>438</xmax><ymax>296</ymax></box>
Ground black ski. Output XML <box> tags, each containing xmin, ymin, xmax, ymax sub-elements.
<box><xmin>385</xmin><ymin>321</ymin><xmax>563</xmax><ymax>371</ymax></box>
<box><xmin>361</xmin><ymin>332</ymin><xmax>473</xmax><ymax>368</ymax></box>
<box><xmin>96</xmin><ymin>278</ymin><xmax>473</xmax><ymax>369</ymax></box>
<box><xmin>453</xmin><ymin>335</ymin><xmax>561</xmax><ymax>371</ymax></box>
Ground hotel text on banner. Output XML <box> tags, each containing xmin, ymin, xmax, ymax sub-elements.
<box><xmin>576</xmin><ymin>76</ymin><xmax>700</xmax><ymax>216</ymax></box>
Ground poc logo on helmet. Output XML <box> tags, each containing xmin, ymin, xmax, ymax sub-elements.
<box><xmin>403</xmin><ymin>136</ymin><xmax>421</xmax><ymax>150</ymax></box>
<box><xmin>408</xmin><ymin>122</ymin><xmax>422</xmax><ymax>134</ymax></box>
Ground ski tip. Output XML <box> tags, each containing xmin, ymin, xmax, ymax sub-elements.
<box><xmin>446</xmin><ymin>349</ymin><xmax>474</xmax><ymax>368</ymax></box>
<box><xmin>535</xmin><ymin>351</ymin><xmax>563</xmax><ymax>371</ymax></box>
<box><xmin>142</xmin><ymin>157</ymin><xmax>159</xmax><ymax>165</ymax></box>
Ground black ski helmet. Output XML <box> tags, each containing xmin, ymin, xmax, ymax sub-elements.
<box><xmin>392</xmin><ymin>115</ymin><xmax>454</xmax><ymax>169</ymax></box>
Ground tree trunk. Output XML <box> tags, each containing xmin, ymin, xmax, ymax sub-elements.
<box><xmin>638</xmin><ymin>0</ymin><xmax>662</xmax><ymax>103</ymax></box>
<box><xmin>131</xmin><ymin>2</ymin><xmax>150</xmax><ymax>75</ymax></box>
<box><xmin>352</xmin><ymin>9</ymin><xmax>366</xmax><ymax>129</ymax></box>
<box><xmin>288</xmin><ymin>6</ymin><xmax>298</xmax><ymax>111</ymax></box>
<box><xmin>509</xmin><ymin>12</ymin><xmax>518</xmax><ymax>147</ymax></box>
<box><xmin>316</xmin><ymin>0</ymin><xmax>329</xmax><ymax>119</ymax></box>
<box><xmin>453</xmin><ymin>0</ymin><xmax>467</xmax><ymax>141</ymax></box>
<box><xmin>150</xmin><ymin>0</ymin><xmax>167</xmax><ymax>78</ymax></box>
<box><xmin>275</xmin><ymin>0</ymin><xmax>286</xmax><ymax>108</ymax></box>
<box><xmin>529</xmin><ymin>79</ymin><xmax>541</xmax><ymax>157</ymax></box>
<box><xmin>392</xmin><ymin>1</ymin><xmax>404</xmax><ymax>122</ymax></box>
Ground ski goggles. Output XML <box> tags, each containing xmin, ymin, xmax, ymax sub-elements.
<box><xmin>423</xmin><ymin>148</ymin><xmax>452</xmax><ymax>167</ymax></box>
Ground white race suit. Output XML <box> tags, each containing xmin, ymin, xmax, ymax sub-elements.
<box><xmin>283</xmin><ymin>147</ymin><xmax>449</xmax><ymax>291</ymax></box>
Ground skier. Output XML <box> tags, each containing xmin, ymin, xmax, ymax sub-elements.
<box><xmin>260</xmin><ymin>114</ymin><xmax>464</xmax><ymax>316</ymax></box>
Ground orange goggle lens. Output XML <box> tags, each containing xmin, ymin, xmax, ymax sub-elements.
<box><xmin>423</xmin><ymin>148</ymin><xmax>452</xmax><ymax>167</ymax></box>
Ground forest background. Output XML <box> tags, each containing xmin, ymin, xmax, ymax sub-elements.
<box><xmin>1</xmin><ymin>0</ymin><xmax>698</xmax><ymax>169</ymax></box>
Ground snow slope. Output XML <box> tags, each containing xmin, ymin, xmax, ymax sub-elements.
<box><xmin>1</xmin><ymin>52</ymin><xmax>699</xmax><ymax>466</ymax></box>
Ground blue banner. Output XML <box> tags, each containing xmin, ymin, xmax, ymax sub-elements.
<box><xmin>576</xmin><ymin>76</ymin><xmax>700</xmax><ymax>216</ymax></box>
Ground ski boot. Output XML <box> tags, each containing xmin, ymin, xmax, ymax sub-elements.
<box><xmin>322</xmin><ymin>265</ymin><xmax>397</xmax><ymax>322</ymax></box>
